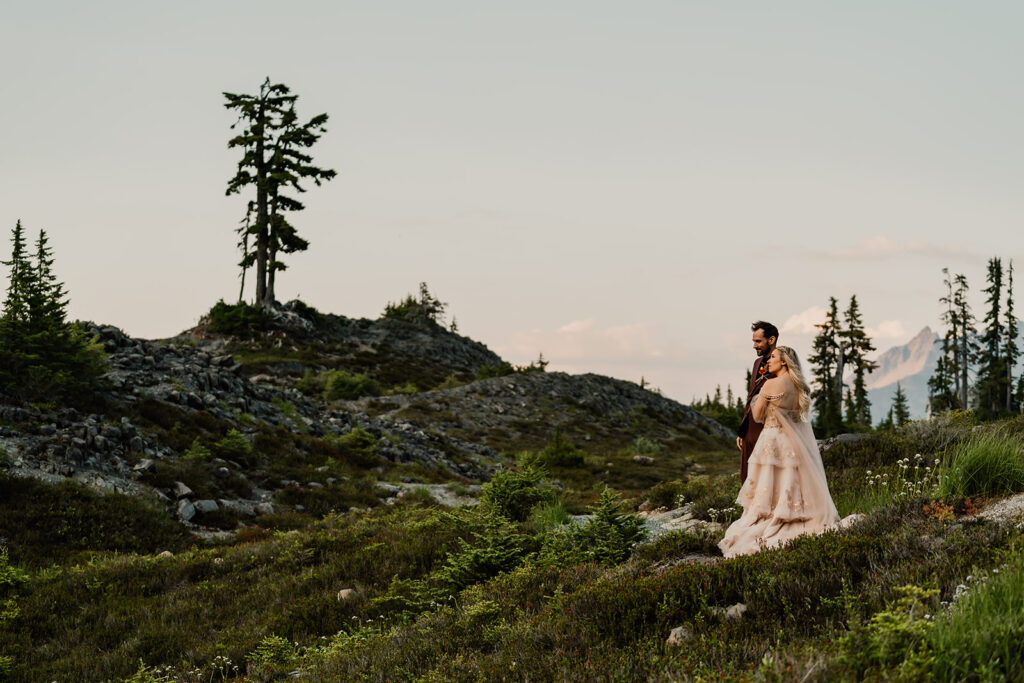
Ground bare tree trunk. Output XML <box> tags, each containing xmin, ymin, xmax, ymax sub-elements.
<box><xmin>833</xmin><ymin>344</ymin><xmax>845</xmax><ymax>410</ymax></box>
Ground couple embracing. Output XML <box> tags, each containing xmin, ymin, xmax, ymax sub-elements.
<box><xmin>718</xmin><ymin>321</ymin><xmax>841</xmax><ymax>558</ymax></box>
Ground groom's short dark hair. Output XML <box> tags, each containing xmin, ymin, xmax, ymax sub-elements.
<box><xmin>752</xmin><ymin>320</ymin><xmax>779</xmax><ymax>341</ymax></box>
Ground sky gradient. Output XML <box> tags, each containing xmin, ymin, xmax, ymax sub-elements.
<box><xmin>2</xmin><ymin>1</ymin><xmax>1022</xmax><ymax>404</ymax></box>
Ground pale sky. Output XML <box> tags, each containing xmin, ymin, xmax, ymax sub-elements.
<box><xmin>2</xmin><ymin>1</ymin><xmax>1022</xmax><ymax>403</ymax></box>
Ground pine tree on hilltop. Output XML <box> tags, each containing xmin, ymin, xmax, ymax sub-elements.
<box><xmin>224</xmin><ymin>78</ymin><xmax>336</xmax><ymax>309</ymax></box>
<box><xmin>0</xmin><ymin>222</ymin><xmax>106</xmax><ymax>405</ymax></box>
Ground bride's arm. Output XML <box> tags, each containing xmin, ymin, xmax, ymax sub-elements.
<box><xmin>751</xmin><ymin>377</ymin><xmax>786</xmax><ymax>422</ymax></box>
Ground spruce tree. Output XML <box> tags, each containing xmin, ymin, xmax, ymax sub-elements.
<box><xmin>0</xmin><ymin>220</ymin><xmax>30</xmax><ymax>343</ymax></box>
<box><xmin>1003</xmin><ymin>260</ymin><xmax>1019</xmax><ymax>413</ymax></box>
<box><xmin>0</xmin><ymin>223</ymin><xmax>105</xmax><ymax>405</ymax></box>
<box><xmin>975</xmin><ymin>257</ymin><xmax>1006</xmax><ymax>418</ymax></box>
<box><xmin>930</xmin><ymin>268</ymin><xmax>961</xmax><ymax>412</ymax></box>
<box><xmin>224</xmin><ymin>78</ymin><xmax>335</xmax><ymax>309</ymax></box>
<box><xmin>952</xmin><ymin>273</ymin><xmax>978</xmax><ymax>410</ymax></box>
<box><xmin>808</xmin><ymin>297</ymin><xmax>843</xmax><ymax>436</ymax></box>
<box><xmin>892</xmin><ymin>382</ymin><xmax>910</xmax><ymax>427</ymax></box>
<box><xmin>840</xmin><ymin>295</ymin><xmax>878</xmax><ymax>428</ymax></box>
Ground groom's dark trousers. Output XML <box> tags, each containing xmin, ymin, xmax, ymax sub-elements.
<box><xmin>737</xmin><ymin>355</ymin><xmax>769</xmax><ymax>484</ymax></box>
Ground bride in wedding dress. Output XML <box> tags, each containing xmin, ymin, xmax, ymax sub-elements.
<box><xmin>719</xmin><ymin>346</ymin><xmax>840</xmax><ymax>558</ymax></box>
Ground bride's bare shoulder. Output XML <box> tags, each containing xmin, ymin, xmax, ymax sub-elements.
<box><xmin>762</xmin><ymin>376</ymin><xmax>788</xmax><ymax>395</ymax></box>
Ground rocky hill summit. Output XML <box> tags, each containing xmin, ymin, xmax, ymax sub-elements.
<box><xmin>0</xmin><ymin>301</ymin><xmax>733</xmax><ymax>535</ymax></box>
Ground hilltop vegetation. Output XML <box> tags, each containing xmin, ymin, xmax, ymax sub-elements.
<box><xmin>0</xmin><ymin>290</ymin><xmax>1023</xmax><ymax>680</ymax></box>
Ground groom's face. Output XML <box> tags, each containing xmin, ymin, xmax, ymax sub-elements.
<box><xmin>752</xmin><ymin>329</ymin><xmax>776</xmax><ymax>357</ymax></box>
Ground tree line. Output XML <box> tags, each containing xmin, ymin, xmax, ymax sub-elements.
<box><xmin>928</xmin><ymin>259</ymin><xmax>1021</xmax><ymax>420</ymax></box>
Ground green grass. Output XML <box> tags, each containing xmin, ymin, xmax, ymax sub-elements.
<box><xmin>938</xmin><ymin>429</ymin><xmax>1024</xmax><ymax>498</ymax></box>
<box><xmin>925</xmin><ymin>546</ymin><xmax>1024</xmax><ymax>680</ymax></box>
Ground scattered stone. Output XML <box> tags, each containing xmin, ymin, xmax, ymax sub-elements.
<box><xmin>666</xmin><ymin>625</ymin><xmax>693</xmax><ymax>647</ymax></box>
<box><xmin>173</xmin><ymin>481</ymin><xmax>194</xmax><ymax>499</ymax></box>
<box><xmin>632</xmin><ymin>455</ymin><xmax>655</xmax><ymax>465</ymax></box>
<box><xmin>337</xmin><ymin>588</ymin><xmax>358</xmax><ymax>602</ymax></box>
<box><xmin>194</xmin><ymin>499</ymin><xmax>219</xmax><ymax>514</ymax></box>
<box><xmin>711</xmin><ymin>603</ymin><xmax>747</xmax><ymax>620</ymax></box>
<box><xmin>132</xmin><ymin>459</ymin><xmax>155</xmax><ymax>473</ymax></box>
<box><xmin>157</xmin><ymin>550</ymin><xmax>174</xmax><ymax>559</ymax></box>
<box><xmin>177</xmin><ymin>499</ymin><xmax>196</xmax><ymax>521</ymax></box>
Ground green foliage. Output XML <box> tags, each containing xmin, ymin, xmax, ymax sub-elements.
<box><xmin>474</xmin><ymin>361</ymin><xmax>515</xmax><ymax>380</ymax></box>
<box><xmin>205</xmin><ymin>299</ymin><xmax>272</xmax><ymax>335</ymax></box>
<box><xmin>571</xmin><ymin>488</ymin><xmax>646</xmax><ymax>565</ymax></box>
<box><xmin>298</xmin><ymin>368</ymin><xmax>381</xmax><ymax>400</ymax></box>
<box><xmin>383</xmin><ymin>282</ymin><xmax>447</xmax><ymax>326</ymax></box>
<box><xmin>692</xmin><ymin>385</ymin><xmax>744</xmax><ymax>431</ymax></box>
<box><xmin>0</xmin><ymin>223</ymin><xmax>107</xmax><ymax>406</ymax></box>
<box><xmin>838</xmin><ymin>584</ymin><xmax>938</xmax><ymax>679</ymax></box>
<box><xmin>0</xmin><ymin>546</ymin><xmax>30</xmax><ymax>589</ymax></box>
<box><xmin>225</xmin><ymin>79</ymin><xmax>336</xmax><ymax>307</ymax></box>
<box><xmin>0</xmin><ymin>473</ymin><xmax>191</xmax><ymax>567</ymax></box>
<box><xmin>182</xmin><ymin>437</ymin><xmax>213</xmax><ymax>462</ymax></box>
<box><xmin>480</xmin><ymin>465</ymin><xmax>552</xmax><ymax>522</ymax></box>
<box><xmin>923</xmin><ymin>550</ymin><xmax>1024</xmax><ymax>681</ymax></box>
<box><xmin>434</xmin><ymin>509</ymin><xmax>531</xmax><ymax>591</ymax></box>
<box><xmin>631</xmin><ymin>435</ymin><xmax>661</xmax><ymax>455</ymax></box>
<box><xmin>938</xmin><ymin>429</ymin><xmax>1024</xmax><ymax>498</ymax></box>
<box><xmin>246</xmin><ymin>634</ymin><xmax>296</xmax><ymax>677</ymax></box>
<box><xmin>534</xmin><ymin>430</ymin><xmax>585</xmax><ymax>467</ymax></box>
<box><xmin>336</xmin><ymin>427</ymin><xmax>379</xmax><ymax>466</ymax></box>
<box><xmin>211</xmin><ymin>428</ymin><xmax>252</xmax><ymax>461</ymax></box>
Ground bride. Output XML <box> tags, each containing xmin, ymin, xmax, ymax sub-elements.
<box><xmin>719</xmin><ymin>345</ymin><xmax>840</xmax><ymax>558</ymax></box>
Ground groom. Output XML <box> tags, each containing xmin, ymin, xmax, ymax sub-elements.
<box><xmin>736</xmin><ymin>320</ymin><xmax>778</xmax><ymax>483</ymax></box>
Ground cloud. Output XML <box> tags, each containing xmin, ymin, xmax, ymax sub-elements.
<box><xmin>867</xmin><ymin>319</ymin><xmax>908</xmax><ymax>341</ymax></box>
<box><xmin>498</xmin><ymin>319</ymin><xmax>666</xmax><ymax>365</ymax></box>
<box><xmin>802</xmin><ymin>236</ymin><xmax>973</xmax><ymax>261</ymax></box>
<box><xmin>781</xmin><ymin>306</ymin><xmax>827</xmax><ymax>336</ymax></box>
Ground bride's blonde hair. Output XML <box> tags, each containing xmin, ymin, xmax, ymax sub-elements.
<box><xmin>778</xmin><ymin>346</ymin><xmax>811</xmax><ymax>416</ymax></box>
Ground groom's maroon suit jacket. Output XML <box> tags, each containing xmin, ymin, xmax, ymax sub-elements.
<box><xmin>737</xmin><ymin>356</ymin><xmax>771</xmax><ymax>483</ymax></box>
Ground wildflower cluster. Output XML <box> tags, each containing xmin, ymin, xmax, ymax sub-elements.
<box><xmin>705</xmin><ymin>505</ymin><xmax>739</xmax><ymax>525</ymax></box>
<box><xmin>863</xmin><ymin>453</ymin><xmax>940</xmax><ymax>502</ymax></box>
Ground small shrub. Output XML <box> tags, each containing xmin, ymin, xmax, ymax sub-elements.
<box><xmin>206</xmin><ymin>299</ymin><xmax>272</xmax><ymax>336</ymax></box>
<box><xmin>182</xmin><ymin>437</ymin><xmax>213</xmax><ymax>462</ymax></box>
<box><xmin>324</xmin><ymin>370</ymin><xmax>381</xmax><ymax>401</ymax></box>
<box><xmin>337</xmin><ymin>427</ymin><xmax>379</xmax><ymax>466</ymax></box>
<box><xmin>210</xmin><ymin>428</ymin><xmax>252</xmax><ymax>462</ymax></box>
<box><xmin>0</xmin><ymin>546</ymin><xmax>30</xmax><ymax>589</ymax></box>
<box><xmin>246</xmin><ymin>635</ymin><xmax>295</xmax><ymax>678</ymax></box>
<box><xmin>938</xmin><ymin>430</ymin><xmax>1024</xmax><ymax>498</ymax></box>
<box><xmin>838</xmin><ymin>585</ymin><xmax>938</xmax><ymax>679</ymax></box>
<box><xmin>475</xmin><ymin>362</ymin><xmax>515</xmax><ymax>380</ymax></box>
<box><xmin>435</xmin><ymin>509</ymin><xmax>531</xmax><ymax>591</ymax></box>
<box><xmin>481</xmin><ymin>465</ymin><xmax>552</xmax><ymax>522</ymax></box>
<box><xmin>383</xmin><ymin>282</ymin><xmax>447</xmax><ymax>326</ymax></box>
<box><xmin>386</xmin><ymin>381</ymin><xmax>419</xmax><ymax>395</ymax></box>
<box><xmin>632</xmin><ymin>435</ymin><xmax>661</xmax><ymax>455</ymax></box>
<box><xmin>535</xmin><ymin>430</ymin><xmax>585</xmax><ymax>468</ymax></box>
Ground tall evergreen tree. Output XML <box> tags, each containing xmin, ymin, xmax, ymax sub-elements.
<box><xmin>0</xmin><ymin>222</ymin><xmax>105</xmax><ymax>405</ymax></box>
<box><xmin>0</xmin><ymin>220</ymin><xmax>30</xmax><ymax>341</ymax></box>
<box><xmin>975</xmin><ymin>258</ymin><xmax>1007</xmax><ymax>417</ymax></box>
<box><xmin>892</xmin><ymin>383</ymin><xmax>910</xmax><ymax>427</ymax></box>
<box><xmin>224</xmin><ymin>78</ymin><xmax>335</xmax><ymax>309</ymax></box>
<box><xmin>952</xmin><ymin>273</ymin><xmax>978</xmax><ymax>410</ymax></box>
<box><xmin>808</xmin><ymin>297</ymin><xmax>843</xmax><ymax>436</ymax></box>
<box><xmin>1004</xmin><ymin>260</ymin><xmax>1019</xmax><ymax>413</ymax></box>
<box><xmin>929</xmin><ymin>268</ymin><xmax>961</xmax><ymax>413</ymax></box>
<box><xmin>840</xmin><ymin>295</ymin><xmax>878</xmax><ymax>427</ymax></box>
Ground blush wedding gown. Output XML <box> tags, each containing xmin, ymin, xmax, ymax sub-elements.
<box><xmin>719</xmin><ymin>377</ymin><xmax>840</xmax><ymax>558</ymax></box>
